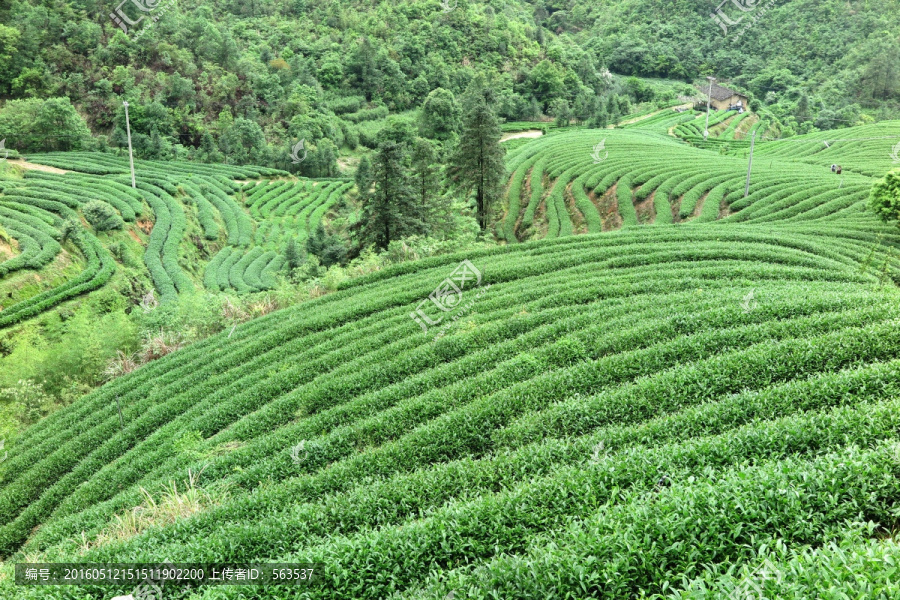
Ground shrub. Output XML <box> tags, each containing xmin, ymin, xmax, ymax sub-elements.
<box><xmin>82</xmin><ymin>200</ymin><xmax>124</xmax><ymax>231</ymax></box>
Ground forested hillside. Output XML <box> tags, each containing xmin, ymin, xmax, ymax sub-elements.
<box><xmin>1</xmin><ymin>0</ymin><xmax>899</xmax><ymax>167</ymax></box>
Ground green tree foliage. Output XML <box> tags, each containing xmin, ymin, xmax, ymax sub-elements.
<box><xmin>353</xmin><ymin>141</ymin><xmax>424</xmax><ymax>249</ymax></box>
<box><xmin>60</xmin><ymin>219</ymin><xmax>81</xmax><ymax>244</ymax></box>
<box><xmin>552</xmin><ymin>99</ymin><xmax>572</xmax><ymax>127</ymax></box>
<box><xmin>354</xmin><ymin>155</ymin><xmax>373</xmax><ymax>195</ymax></box>
<box><xmin>295</xmin><ymin>138</ymin><xmax>339</xmax><ymax>178</ymax></box>
<box><xmin>410</xmin><ymin>138</ymin><xmax>440</xmax><ymax>209</ymax></box>
<box><xmin>82</xmin><ymin>201</ymin><xmax>124</xmax><ymax>232</ymax></box>
<box><xmin>221</xmin><ymin>118</ymin><xmax>270</xmax><ymax>165</ymax></box>
<box><xmin>306</xmin><ymin>223</ymin><xmax>347</xmax><ymax>267</ymax></box>
<box><xmin>529</xmin><ymin>60</ymin><xmax>566</xmax><ymax>111</ymax></box>
<box><xmin>420</xmin><ymin>88</ymin><xmax>461</xmax><ymax>140</ymax></box>
<box><xmin>590</xmin><ymin>106</ymin><xmax>610</xmax><ymax>129</ymax></box>
<box><xmin>0</xmin><ymin>24</ymin><xmax>21</xmax><ymax>95</ymax></box>
<box><xmin>0</xmin><ymin>98</ymin><xmax>90</xmax><ymax>152</ymax></box>
<box><xmin>284</xmin><ymin>236</ymin><xmax>302</xmax><ymax>271</ymax></box>
<box><xmin>1</xmin><ymin>0</ymin><xmax>897</xmax><ymax>168</ymax></box>
<box><xmin>869</xmin><ymin>170</ymin><xmax>900</xmax><ymax>225</ymax></box>
<box><xmin>449</xmin><ymin>98</ymin><xmax>506</xmax><ymax>231</ymax></box>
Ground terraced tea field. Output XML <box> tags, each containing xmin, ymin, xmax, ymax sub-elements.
<box><xmin>0</xmin><ymin>153</ymin><xmax>354</xmax><ymax>324</ymax></box>
<box><xmin>501</xmin><ymin>116</ymin><xmax>899</xmax><ymax>242</ymax></box>
<box><xmin>4</xmin><ymin>119</ymin><xmax>900</xmax><ymax>598</ymax></box>
<box><xmin>3</xmin><ymin>212</ymin><xmax>900</xmax><ymax>598</ymax></box>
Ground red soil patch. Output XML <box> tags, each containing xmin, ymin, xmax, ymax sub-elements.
<box><xmin>593</xmin><ymin>184</ymin><xmax>623</xmax><ymax>232</ymax></box>
<box><xmin>128</xmin><ymin>229</ymin><xmax>145</xmax><ymax>244</ymax></box>
<box><xmin>671</xmin><ymin>194</ymin><xmax>685</xmax><ymax>223</ymax></box>
<box><xmin>565</xmin><ymin>181</ymin><xmax>588</xmax><ymax>234</ymax></box>
<box><xmin>136</xmin><ymin>219</ymin><xmax>154</xmax><ymax>235</ymax></box>
<box><xmin>633</xmin><ymin>186</ymin><xmax>655</xmax><ymax>224</ymax></box>
<box><xmin>691</xmin><ymin>191</ymin><xmax>710</xmax><ymax>220</ymax></box>
<box><xmin>5</xmin><ymin>159</ymin><xmax>71</xmax><ymax>174</ymax></box>
<box><xmin>719</xmin><ymin>198</ymin><xmax>733</xmax><ymax>220</ymax></box>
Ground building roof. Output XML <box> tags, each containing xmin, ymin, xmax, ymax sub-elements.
<box><xmin>699</xmin><ymin>82</ymin><xmax>746</xmax><ymax>101</ymax></box>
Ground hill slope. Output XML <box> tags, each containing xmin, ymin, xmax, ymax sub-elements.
<box><xmin>500</xmin><ymin>118</ymin><xmax>900</xmax><ymax>241</ymax></box>
<box><xmin>3</xmin><ymin>210</ymin><xmax>900</xmax><ymax>597</ymax></box>
<box><xmin>0</xmin><ymin>154</ymin><xmax>361</xmax><ymax>331</ymax></box>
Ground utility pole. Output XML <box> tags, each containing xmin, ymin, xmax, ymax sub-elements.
<box><xmin>744</xmin><ymin>130</ymin><xmax>756</xmax><ymax>199</ymax></box>
<box><xmin>123</xmin><ymin>101</ymin><xmax>136</xmax><ymax>189</ymax></box>
<box><xmin>115</xmin><ymin>395</ymin><xmax>125</xmax><ymax>430</ymax></box>
<box><xmin>704</xmin><ymin>76</ymin><xmax>716</xmax><ymax>140</ymax></box>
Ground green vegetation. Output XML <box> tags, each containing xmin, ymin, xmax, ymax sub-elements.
<box><xmin>82</xmin><ymin>200</ymin><xmax>124</xmax><ymax>232</ymax></box>
<box><xmin>3</xmin><ymin>0</ymin><xmax>897</xmax><ymax>170</ymax></box>
<box><xmin>2</xmin><ymin>217</ymin><xmax>900</xmax><ymax>598</ymax></box>
<box><xmin>499</xmin><ymin>119</ymin><xmax>900</xmax><ymax>240</ymax></box>
<box><xmin>3</xmin><ymin>1</ymin><xmax>900</xmax><ymax>596</ymax></box>
<box><xmin>4</xmin><ymin>115</ymin><xmax>900</xmax><ymax>600</ymax></box>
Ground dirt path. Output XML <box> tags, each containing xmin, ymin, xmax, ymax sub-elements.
<box><xmin>621</xmin><ymin>103</ymin><xmax>694</xmax><ymax>128</ymax></box>
<box><xmin>4</xmin><ymin>159</ymin><xmax>71</xmax><ymax>174</ymax></box>
<box><xmin>500</xmin><ymin>130</ymin><xmax>544</xmax><ymax>142</ymax></box>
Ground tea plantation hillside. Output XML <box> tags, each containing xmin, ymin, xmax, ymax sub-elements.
<box><xmin>3</xmin><ymin>210</ymin><xmax>900</xmax><ymax>597</ymax></box>
<box><xmin>3</xmin><ymin>117</ymin><xmax>897</xmax><ymax>329</ymax></box>
<box><xmin>0</xmin><ymin>154</ymin><xmax>357</xmax><ymax>327</ymax></box>
<box><xmin>501</xmin><ymin>117</ymin><xmax>900</xmax><ymax>242</ymax></box>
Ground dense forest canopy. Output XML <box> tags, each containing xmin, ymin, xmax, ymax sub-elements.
<box><xmin>0</xmin><ymin>0</ymin><xmax>899</xmax><ymax>164</ymax></box>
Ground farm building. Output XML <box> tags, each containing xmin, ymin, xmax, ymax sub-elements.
<box><xmin>698</xmin><ymin>83</ymin><xmax>749</xmax><ymax>111</ymax></box>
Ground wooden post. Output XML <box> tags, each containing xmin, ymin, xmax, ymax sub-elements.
<box><xmin>744</xmin><ymin>131</ymin><xmax>756</xmax><ymax>199</ymax></box>
<box><xmin>116</xmin><ymin>395</ymin><xmax>124</xmax><ymax>430</ymax></box>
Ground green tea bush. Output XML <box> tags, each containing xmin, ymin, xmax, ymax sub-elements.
<box><xmin>82</xmin><ymin>200</ymin><xmax>124</xmax><ymax>231</ymax></box>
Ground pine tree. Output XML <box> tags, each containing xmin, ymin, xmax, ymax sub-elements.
<box><xmin>591</xmin><ymin>104</ymin><xmax>609</xmax><ymax>129</ymax></box>
<box><xmin>353</xmin><ymin>141</ymin><xmax>424</xmax><ymax>250</ymax></box>
<box><xmin>284</xmin><ymin>237</ymin><xmax>302</xmax><ymax>271</ymax></box>
<box><xmin>410</xmin><ymin>138</ymin><xmax>440</xmax><ymax>207</ymax></box>
<box><xmin>796</xmin><ymin>94</ymin><xmax>811</xmax><ymax>123</ymax></box>
<box><xmin>354</xmin><ymin>154</ymin><xmax>373</xmax><ymax>195</ymax></box>
<box><xmin>607</xmin><ymin>97</ymin><xmax>621</xmax><ymax>127</ymax></box>
<box><xmin>306</xmin><ymin>223</ymin><xmax>347</xmax><ymax>267</ymax></box>
<box><xmin>149</xmin><ymin>126</ymin><xmax>164</xmax><ymax>159</ymax></box>
<box><xmin>198</xmin><ymin>132</ymin><xmax>223</xmax><ymax>163</ymax></box>
<box><xmin>449</xmin><ymin>97</ymin><xmax>506</xmax><ymax>231</ymax></box>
